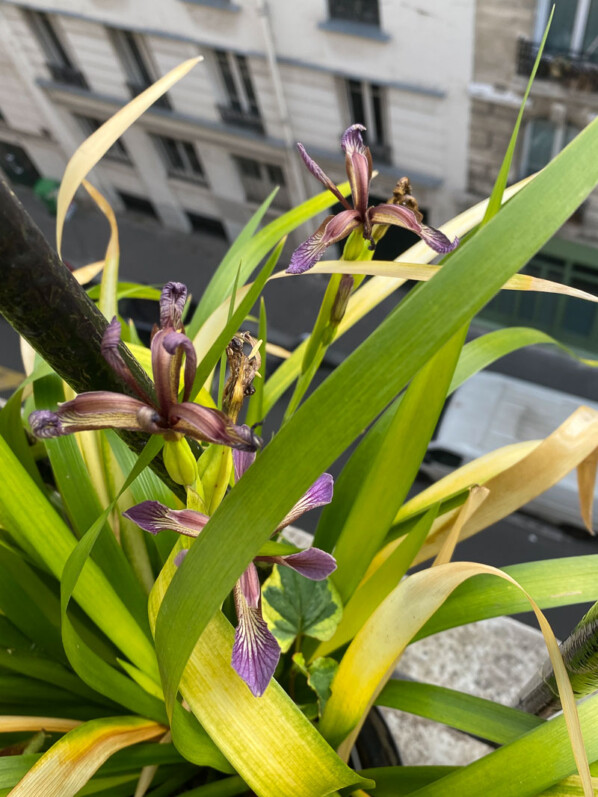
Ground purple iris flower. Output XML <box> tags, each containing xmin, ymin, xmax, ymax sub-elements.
<box><xmin>287</xmin><ymin>124</ymin><xmax>459</xmax><ymax>274</ymax></box>
<box><xmin>29</xmin><ymin>282</ymin><xmax>260</xmax><ymax>452</ymax></box>
<box><xmin>124</xmin><ymin>445</ymin><xmax>336</xmax><ymax>697</ymax></box>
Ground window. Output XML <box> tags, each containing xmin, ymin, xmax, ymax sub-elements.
<box><xmin>118</xmin><ymin>192</ymin><xmax>158</xmax><ymax>218</ymax></box>
<box><xmin>214</xmin><ymin>50</ymin><xmax>263</xmax><ymax>133</ymax></box>
<box><xmin>346</xmin><ymin>79</ymin><xmax>389</xmax><ymax>161</ymax></box>
<box><xmin>153</xmin><ymin>136</ymin><xmax>207</xmax><ymax>183</ymax></box>
<box><xmin>26</xmin><ymin>10</ymin><xmax>88</xmax><ymax>88</ymax></box>
<box><xmin>520</xmin><ymin>119</ymin><xmax>580</xmax><ymax>178</ymax></box>
<box><xmin>186</xmin><ymin>212</ymin><xmax>227</xmax><ymax>239</ymax></box>
<box><xmin>329</xmin><ymin>0</ymin><xmax>380</xmax><ymax>26</ymax></box>
<box><xmin>233</xmin><ymin>156</ymin><xmax>288</xmax><ymax>207</ymax></box>
<box><xmin>75</xmin><ymin>116</ymin><xmax>130</xmax><ymax>163</ymax></box>
<box><xmin>109</xmin><ymin>29</ymin><xmax>171</xmax><ymax>110</ymax></box>
<box><xmin>537</xmin><ymin>0</ymin><xmax>598</xmax><ymax>56</ymax></box>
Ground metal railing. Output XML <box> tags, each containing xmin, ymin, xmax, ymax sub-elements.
<box><xmin>217</xmin><ymin>104</ymin><xmax>264</xmax><ymax>134</ymax></box>
<box><xmin>517</xmin><ymin>38</ymin><xmax>598</xmax><ymax>92</ymax></box>
<box><xmin>46</xmin><ymin>62</ymin><xmax>88</xmax><ymax>90</ymax></box>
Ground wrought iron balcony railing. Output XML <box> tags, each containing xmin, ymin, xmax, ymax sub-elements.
<box><xmin>46</xmin><ymin>62</ymin><xmax>89</xmax><ymax>90</ymax></box>
<box><xmin>127</xmin><ymin>81</ymin><xmax>172</xmax><ymax>110</ymax></box>
<box><xmin>217</xmin><ymin>104</ymin><xmax>264</xmax><ymax>134</ymax></box>
<box><xmin>517</xmin><ymin>38</ymin><xmax>598</xmax><ymax>92</ymax></box>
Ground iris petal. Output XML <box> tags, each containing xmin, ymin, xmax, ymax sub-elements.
<box><xmin>232</xmin><ymin>564</ymin><xmax>280</xmax><ymax>697</ymax></box>
<box><xmin>160</xmin><ymin>282</ymin><xmax>187</xmax><ymax>330</ymax></box>
<box><xmin>257</xmin><ymin>548</ymin><xmax>337</xmax><ymax>581</ymax></box>
<box><xmin>368</xmin><ymin>203</ymin><xmax>459</xmax><ymax>254</ymax></box>
<box><xmin>29</xmin><ymin>392</ymin><xmax>148</xmax><ymax>437</ymax></box>
<box><xmin>287</xmin><ymin>210</ymin><xmax>361</xmax><ymax>274</ymax></box>
<box><xmin>123</xmin><ymin>500</ymin><xmax>209</xmax><ymax>536</ymax></box>
<box><xmin>276</xmin><ymin>472</ymin><xmax>334</xmax><ymax>530</ymax></box>
<box><xmin>162</xmin><ymin>331</ymin><xmax>197</xmax><ymax>403</ymax></box>
<box><xmin>172</xmin><ymin>403</ymin><xmax>262</xmax><ymax>451</ymax></box>
<box><xmin>341</xmin><ymin>124</ymin><xmax>368</xmax><ymax>156</ymax></box>
<box><xmin>233</xmin><ymin>448</ymin><xmax>256</xmax><ymax>482</ymax></box>
<box><xmin>101</xmin><ymin>317</ymin><xmax>153</xmax><ymax>404</ymax></box>
<box><xmin>297</xmin><ymin>143</ymin><xmax>351</xmax><ymax>209</ymax></box>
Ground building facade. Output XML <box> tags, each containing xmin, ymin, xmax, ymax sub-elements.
<box><xmin>0</xmin><ymin>0</ymin><xmax>474</xmax><ymax>249</ymax></box>
<box><xmin>469</xmin><ymin>0</ymin><xmax>598</xmax><ymax>354</ymax></box>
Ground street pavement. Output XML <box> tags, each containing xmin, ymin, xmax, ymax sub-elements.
<box><xmin>0</xmin><ymin>185</ymin><xmax>596</xmax><ymax>640</ymax></box>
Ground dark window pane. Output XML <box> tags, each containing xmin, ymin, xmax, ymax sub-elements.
<box><xmin>583</xmin><ymin>0</ymin><xmax>598</xmax><ymax>52</ymax></box>
<box><xmin>546</xmin><ymin>0</ymin><xmax>579</xmax><ymax>51</ymax></box>
<box><xmin>118</xmin><ymin>192</ymin><xmax>157</xmax><ymax>217</ymax></box>
<box><xmin>182</xmin><ymin>142</ymin><xmax>204</xmax><ymax>177</ymax></box>
<box><xmin>524</xmin><ymin>119</ymin><xmax>555</xmax><ymax>176</ymax></box>
<box><xmin>186</xmin><ymin>211</ymin><xmax>227</xmax><ymax>238</ymax></box>
<box><xmin>236</xmin><ymin>156</ymin><xmax>261</xmax><ymax>179</ymax></box>
<box><xmin>160</xmin><ymin>137</ymin><xmax>185</xmax><ymax>171</ymax></box>
<box><xmin>235</xmin><ymin>54</ymin><xmax>259</xmax><ymax>116</ymax></box>
<box><xmin>329</xmin><ymin>0</ymin><xmax>380</xmax><ymax>26</ymax></box>
<box><xmin>122</xmin><ymin>31</ymin><xmax>152</xmax><ymax>85</ymax></box>
<box><xmin>266</xmin><ymin>164</ymin><xmax>285</xmax><ymax>185</ymax></box>
<box><xmin>371</xmin><ymin>83</ymin><xmax>384</xmax><ymax>145</ymax></box>
<box><xmin>215</xmin><ymin>50</ymin><xmax>241</xmax><ymax>111</ymax></box>
<box><xmin>30</xmin><ymin>11</ymin><xmax>73</xmax><ymax>67</ymax></box>
<box><xmin>347</xmin><ymin>79</ymin><xmax>366</xmax><ymax>127</ymax></box>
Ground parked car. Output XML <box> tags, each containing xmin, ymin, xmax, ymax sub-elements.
<box><xmin>421</xmin><ymin>371</ymin><xmax>598</xmax><ymax>531</ymax></box>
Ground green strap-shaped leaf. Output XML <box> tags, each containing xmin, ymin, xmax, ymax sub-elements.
<box><xmin>155</xmin><ymin>114</ymin><xmax>598</xmax><ymax>717</ymax></box>
<box><xmin>450</xmin><ymin>326</ymin><xmax>598</xmax><ymax>393</ymax></box>
<box><xmin>416</xmin><ymin>556</ymin><xmax>598</xmax><ymax>640</ymax></box>
<box><xmin>0</xmin><ymin>434</ymin><xmax>157</xmax><ymax>678</ymax></box>
<box><xmin>358</xmin><ymin>767</ymin><xmax>458</xmax><ymax>797</ymax></box>
<box><xmin>408</xmin><ymin>693</ymin><xmax>598</xmax><ymax>797</ymax></box>
<box><xmin>330</xmin><ymin>325</ymin><xmax>467</xmax><ymax>602</ymax></box>
<box><xmin>376</xmin><ymin>679</ymin><xmax>543</xmax><ymax>745</ymax></box>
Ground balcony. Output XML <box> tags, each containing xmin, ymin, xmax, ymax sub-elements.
<box><xmin>127</xmin><ymin>81</ymin><xmax>172</xmax><ymax>110</ymax></box>
<box><xmin>46</xmin><ymin>62</ymin><xmax>88</xmax><ymax>90</ymax></box>
<box><xmin>517</xmin><ymin>38</ymin><xmax>598</xmax><ymax>93</ymax></box>
<box><xmin>217</xmin><ymin>104</ymin><xmax>264</xmax><ymax>135</ymax></box>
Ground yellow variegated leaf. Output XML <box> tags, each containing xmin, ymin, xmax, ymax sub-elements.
<box><xmin>577</xmin><ymin>449</ymin><xmax>598</xmax><ymax>534</ymax></box>
<box><xmin>148</xmin><ymin>551</ymin><xmax>365</xmax><ymax>797</ymax></box>
<box><xmin>82</xmin><ymin>180</ymin><xmax>119</xmax><ymax>321</ymax></box>
<box><xmin>8</xmin><ymin>716</ymin><xmax>164</xmax><ymax>797</ymax></box>
<box><xmin>413</xmin><ymin>406</ymin><xmax>598</xmax><ymax>566</ymax></box>
<box><xmin>56</xmin><ymin>56</ymin><xmax>202</xmax><ymax>256</ymax></box>
<box><xmin>0</xmin><ymin>717</ymin><xmax>80</xmax><ymax>734</ymax></box>
<box><xmin>72</xmin><ymin>261</ymin><xmax>105</xmax><ymax>285</ymax></box>
<box><xmin>319</xmin><ymin>562</ymin><xmax>592</xmax><ymax>796</ymax></box>
<box><xmin>297</xmin><ymin>261</ymin><xmax>598</xmax><ymax>305</ymax></box>
<box><xmin>432</xmin><ymin>484</ymin><xmax>489</xmax><ymax>566</ymax></box>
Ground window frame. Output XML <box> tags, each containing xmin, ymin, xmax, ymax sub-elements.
<box><xmin>214</xmin><ymin>50</ymin><xmax>261</xmax><ymax>118</ymax></box>
<box><xmin>535</xmin><ymin>0</ymin><xmax>598</xmax><ymax>52</ymax></box>
<box><xmin>153</xmin><ymin>135</ymin><xmax>208</xmax><ymax>184</ymax></box>
<box><xmin>232</xmin><ymin>155</ymin><xmax>288</xmax><ymax>208</ymax></box>
<box><xmin>328</xmin><ymin>0</ymin><xmax>380</xmax><ymax>27</ymax></box>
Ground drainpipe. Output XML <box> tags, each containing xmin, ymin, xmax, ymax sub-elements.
<box><xmin>255</xmin><ymin>0</ymin><xmax>308</xmax><ymax>204</ymax></box>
